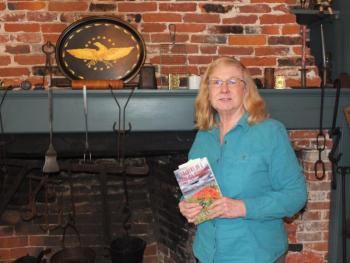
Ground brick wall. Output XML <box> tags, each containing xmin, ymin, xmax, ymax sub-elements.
<box><xmin>0</xmin><ymin>0</ymin><xmax>320</xmax><ymax>88</ymax></box>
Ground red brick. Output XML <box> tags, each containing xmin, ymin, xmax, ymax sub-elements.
<box><xmin>308</xmin><ymin>182</ymin><xmax>330</xmax><ymax>191</ymax></box>
<box><xmin>0</xmin><ymin>249</ymin><xmax>11</xmax><ymax>261</ymax></box>
<box><xmin>160</xmin><ymin>66</ymin><xmax>192</xmax><ymax>75</ymax></box>
<box><xmin>15</xmin><ymin>33</ymin><xmax>42</xmax><ymax>43</ymax></box>
<box><xmin>14</xmin><ymin>55</ymin><xmax>45</xmax><ymax>65</ymax></box>
<box><xmin>239</xmin><ymin>4</ymin><xmax>271</xmax><ymax>13</ymax></box>
<box><xmin>0</xmin><ymin>236</ymin><xmax>28</xmax><ymax>248</ymax></box>
<box><xmin>261</xmin><ymin>25</ymin><xmax>280</xmax><ymax>34</ymax></box>
<box><xmin>143</xmin><ymin>13</ymin><xmax>182</xmax><ymax>23</ymax></box>
<box><xmin>142</xmin><ymin>23</ymin><xmax>167</xmax><ymax>33</ymax></box>
<box><xmin>159</xmin><ymin>3</ymin><xmax>197</xmax><ymax>12</ymax></box>
<box><xmin>41</xmin><ymin>23</ymin><xmax>67</xmax><ymax>33</ymax></box>
<box><xmin>240</xmin><ymin>57</ymin><xmax>276</xmax><ymax>67</ymax></box>
<box><xmin>191</xmin><ymin>35</ymin><xmax>226</xmax><ymax>44</ymax></box>
<box><xmin>0</xmin><ymin>2</ymin><xmax>5</xmax><ymax>11</ymax></box>
<box><xmin>143</xmin><ymin>256</ymin><xmax>158</xmax><ymax>263</ymax></box>
<box><xmin>151</xmin><ymin>55</ymin><xmax>187</xmax><ymax>65</ymax></box>
<box><xmin>183</xmin><ymin>13</ymin><xmax>220</xmax><ymax>24</ymax></box>
<box><xmin>255</xmin><ymin>47</ymin><xmax>289</xmax><ymax>56</ymax></box>
<box><xmin>223</xmin><ymin>15</ymin><xmax>258</xmax><ymax>25</ymax></box>
<box><xmin>2</xmin><ymin>13</ymin><xmax>26</xmax><ymax>22</ymax></box>
<box><xmin>27</xmin><ymin>12</ymin><xmax>58</xmax><ymax>22</ymax></box>
<box><xmin>218</xmin><ymin>46</ymin><xmax>254</xmax><ymax>56</ymax></box>
<box><xmin>0</xmin><ymin>67</ymin><xmax>30</xmax><ymax>77</ymax></box>
<box><xmin>8</xmin><ymin>1</ymin><xmax>46</xmax><ymax>10</ymax></box>
<box><xmin>286</xmin><ymin>251</ymin><xmax>323</xmax><ymax>263</ymax></box>
<box><xmin>292</xmin><ymin>46</ymin><xmax>311</xmax><ymax>56</ymax></box>
<box><xmin>200</xmin><ymin>45</ymin><xmax>217</xmax><ymax>54</ymax></box>
<box><xmin>289</xmin><ymin>130</ymin><xmax>319</xmax><ymax>139</ymax></box>
<box><xmin>4</xmin><ymin>23</ymin><xmax>40</xmax><ymax>32</ymax></box>
<box><xmin>118</xmin><ymin>2</ymin><xmax>157</xmax><ymax>12</ymax></box>
<box><xmin>175</xmin><ymin>24</ymin><xmax>206</xmax><ymax>33</ymax></box>
<box><xmin>287</xmin><ymin>77</ymin><xmax>321</xmax><ymax>88</ymax></box>
<box><xmin>260</xmin><ymin>14</ymin><xmax>296</xmax><ymax>24</ymax></box>
<box><xmin>248</xmin><ymin>67</ymin><xmax>262</xmax><ymax>77</ymax></box>
<box><xmin>0</xmin><ymin>34</ymin><xmax>10</xmax><ymax>43</ymax></box>
<box><xmin>0</xmin><ymin>56</ymin><xmax>11</xmax><ymax>66</ymax></box>
<box><xmin>48</xmin><ymin>1</ymin><xmax>88</xmax><ymax>12</ymax></box>
<box><xmin>304</xmin><ymin>242</ymin><xmax>329</xmax><ymax>252</ymax></box>
<box><xmin>5</xmin><ymin>45</ymin><xmax>30</xmax><ymax>54</ymax></box>
<box><xmin>151</xmin><ymin>33</ymin><xmax>188</xmax><ymax>43</ymax></box>
<box><xmin>42</xmin><ymin>34</ymin><xmax>60</xmax><ymax>44</ymax></box>
<box><xmin>252</xmin><ymin>0</ymin><xmax>297</xmax><ymax>3</ymax></box>
<box><xmin>188</xmin><ymin>55</ymin><xmax>213</xmax><ymax>65</ymax></box>
<box><xmin>229</xmin><ymin>35</ymin><xmax>266</xmax><ymax>45</ymax></box>
<box><xmin>144</xmin><ymin>242</ymin><xmax>157</xmax><ymax>256</ymax></box>
<box><xmin>273</xmin><ymin>4</ymin><xmax>291</xmax><ymax>13</ymax></box>
<box><xmin>282</xmin><ymin>25</ymin><xmax>300</xmax><ymax>35</ymax></box>
<box><xmin>0</xmin><ymin>226</ymin><xmax>14</xmax><ymax>236</ymax></box>
<box><xmin>306</xmin><ymin>201</ymin><xmax>330</xmax><ymax>210</ymax></box>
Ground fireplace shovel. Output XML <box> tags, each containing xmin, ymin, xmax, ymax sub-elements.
<box><xmin>42</xmin><ymin>41</ymin><xmax>59</xmax><ymax>173</ymax></box>
<box><xmin>42</xmin><ymin>85</ymin><xmax>59</xmax><ymax>173</ymax></box>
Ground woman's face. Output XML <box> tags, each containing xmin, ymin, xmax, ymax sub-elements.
<box><xmin>208</xmin><ymin>63</ymin><xmax>246</xmax><ymax>116</ymax></box>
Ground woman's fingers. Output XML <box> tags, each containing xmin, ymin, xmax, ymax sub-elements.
<box><xmin>207</xmin><ymin>197</ymin><xmax>246</xmax><ymax>219</ymax></box>
<box><xmin>178</xmin><ymin>201</ymin><xmax>202</xmax><ymax>223</ymax></box>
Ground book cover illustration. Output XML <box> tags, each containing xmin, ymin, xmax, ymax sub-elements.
<box><xmin>174</xmin><ymin>157</ymin><xmax>222</xmax><ymax>225</ymax></box>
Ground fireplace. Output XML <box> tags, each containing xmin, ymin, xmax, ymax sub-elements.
<box><xmin>0</xmin><ymin>89</ymin><xmax>349</xmax><ymax>263</ymax></box>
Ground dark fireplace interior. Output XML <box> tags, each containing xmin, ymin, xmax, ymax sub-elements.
<box><xmin>0</xmin><ymin>131</ymin><xmax>198</xmax><ymax>263</ymax></box>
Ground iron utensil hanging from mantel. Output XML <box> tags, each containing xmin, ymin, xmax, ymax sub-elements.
<box><xmin>82</xmin><ymin>86</ymin><xmax>92</xmax><ymax>162</ymax></box>
<box><xmin>42</xmin><ymin>41</ymin><xmax>59</xmax><ymax>174</ymax></box>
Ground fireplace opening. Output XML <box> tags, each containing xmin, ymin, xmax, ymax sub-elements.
<box><xmin>0</xmin><ymin>129</ymin><xmax>332</xmax><ymax>263</ymax></box>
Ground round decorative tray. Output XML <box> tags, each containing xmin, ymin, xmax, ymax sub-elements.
<box><xmin>56</xmin><ymin>16</ymin><xmax>146</xmax><ymax>82</ymax></box>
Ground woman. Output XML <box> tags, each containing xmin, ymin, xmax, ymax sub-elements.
<box><xmin>179</xmin><ymin>57</ymin><xmax>307</xmax><ymax>263</ymax></box>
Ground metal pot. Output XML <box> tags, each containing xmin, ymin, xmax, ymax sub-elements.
<box><xmin>50</xmin><ymin>247</ymin><xmax>95</xmax><ymax>263</ymax></box>
<box><xmin>13</xmin><ymin>249</ymin><xmax>50</xmax><ymax>263</ymax></box>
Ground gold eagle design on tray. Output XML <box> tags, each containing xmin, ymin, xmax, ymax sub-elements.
<box><xmin>66</xmin><ymin>42</ymin><xmax>134</xmax><ymax>67</ymax></box>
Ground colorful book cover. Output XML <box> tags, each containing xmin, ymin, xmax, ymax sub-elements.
<box><xmin>174</xmin><ymin>157</ymin><xmax>222</xmax><ymax>225</ymax></box>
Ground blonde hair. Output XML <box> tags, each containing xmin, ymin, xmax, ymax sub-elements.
<box><xmin>195</xmin><ymin>57</ymin><xmax>268</xmax><ymax>130</ymax></box>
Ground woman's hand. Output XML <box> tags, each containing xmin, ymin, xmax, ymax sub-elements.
<box><xmin>207</xmin><ymin>197</ymin><xmax>246</xmax><ymax>219</ymax></box>
<box><xmin>178</xmin><ymin>200</ymin><xmax>203</xmax><ymax>223</ymax></box>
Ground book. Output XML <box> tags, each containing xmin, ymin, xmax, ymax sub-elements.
<box><xmin>174</xmin><ymin>157</ymin><xmax>222</xmax><ymax>224</ymax></box>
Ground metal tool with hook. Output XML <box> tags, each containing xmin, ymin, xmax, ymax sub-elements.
<box><xmin>314</xmin><ymin>78</ymin><xmax>326</xmax><ymax>180</ymax></box>
<box><xmin>110</xmin><ymin>86</ymin><xmax>135</xmax><ymax>163</ymax></box>
<box><xmin>42</xmin><ymin>41</ymin><xmax>55</xmax><ymax>87</ymax></box>
<box><xmin>109</xmin><ymin>86</ymin><xmax>135</xmax><ymax>236</ymax></box>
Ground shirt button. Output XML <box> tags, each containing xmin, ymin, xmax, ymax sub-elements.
<box><xmin>224</xmin><ymin>141</ymin><xmax>227</xmax><ymax>144</ymax></box>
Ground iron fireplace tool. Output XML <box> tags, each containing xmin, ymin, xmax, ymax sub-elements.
<box><xmin>82</xmin><ymin>85</ymin><xmax>92</xmax><ymax>163</ymax></box>
<box><xmin>42</xmin><ymin>41</ymin><xmax>59</xmax><ymax>173</ymax></box>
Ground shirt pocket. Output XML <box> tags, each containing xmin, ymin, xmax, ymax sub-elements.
<box><xmin>224</xmin><ymin>151</ymin><xmax>269</xmax><ymax>198</ymax></box>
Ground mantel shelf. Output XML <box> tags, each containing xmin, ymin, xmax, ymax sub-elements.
<box><xmin>290</xmin><ymin>7</ymin><xmax>340</xmax><ymax>25</ymax></box>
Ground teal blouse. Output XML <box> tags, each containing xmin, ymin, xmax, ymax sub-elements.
<box><xmin>189</xmin><ymin>113</ymin><xmax>307</xmax><ymax>263</ymax></box>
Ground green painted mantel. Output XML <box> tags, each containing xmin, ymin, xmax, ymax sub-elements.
<box><xmin>0</xmin><ymin>88</ymin><xmax>349</xmax><ymax>165</ymax></box>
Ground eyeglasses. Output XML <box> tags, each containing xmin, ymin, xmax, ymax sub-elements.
<box><xmin>208</xmin><ymin>78</ymin><xmax>246</xmax><ymax>89</ymax></box>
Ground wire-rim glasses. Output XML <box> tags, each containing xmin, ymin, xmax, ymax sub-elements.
<box><xmin>208</xmin><ymin>77</ymin><xmax>246</xmax><ymax>89</ymax></box>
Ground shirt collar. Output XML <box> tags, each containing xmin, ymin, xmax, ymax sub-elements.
<box><xmin>208</xmin><ymin>112</ymin><xmax>250</xmax><ymax>135</ymax></box>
